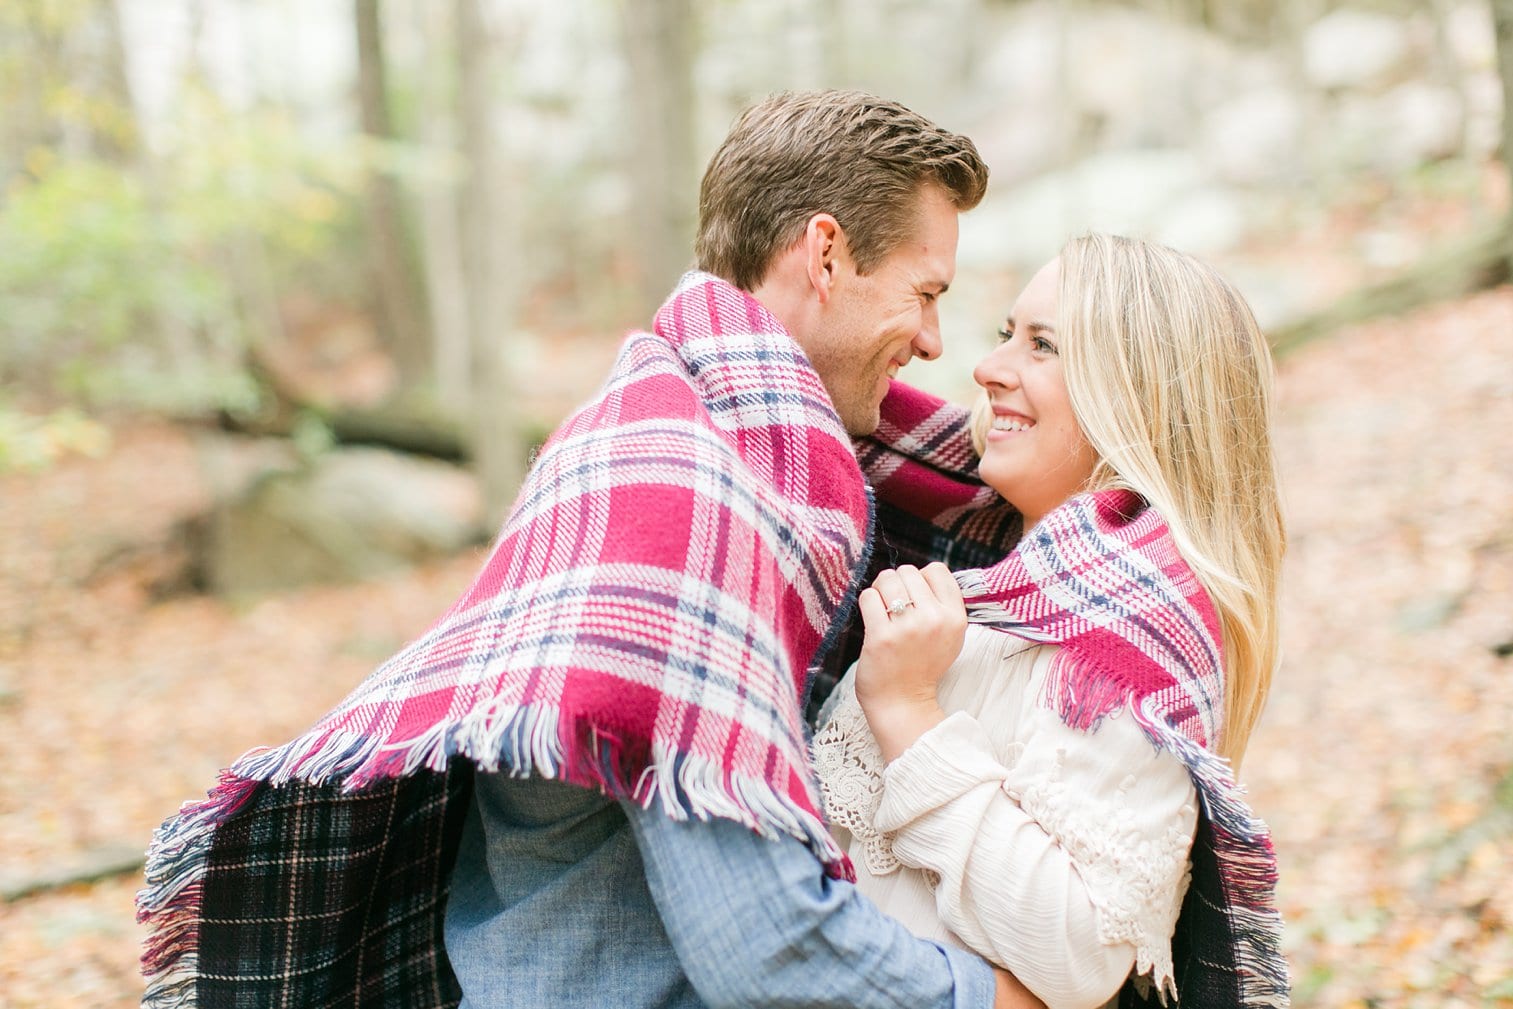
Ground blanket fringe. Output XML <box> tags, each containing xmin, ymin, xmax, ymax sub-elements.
<box><xmin>1128</xmin><ymin>698</ymin><xmax>1290</xmax><ymax>1008</ymax></box>
<box><xmin>136</xmin><ymin>772</ymin><xmax>262</xmax><ymax>1006</ymax></box>
<box><xmin>137</xmin><ymin>695</ymin><xmax>854</xmax><ymax>1003</ymax></box>
<box><xmin>230</xmin><ymin>697</ymin><xmax>847</xmax><ymax>869</ymax></box>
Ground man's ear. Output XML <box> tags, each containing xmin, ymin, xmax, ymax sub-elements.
<box><xmin>802</xmin><ymin>213</ymin><xmax>844</xmax><ymax>305</ymax></box>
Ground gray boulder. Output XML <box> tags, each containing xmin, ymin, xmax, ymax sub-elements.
<box><xmin>1303</xmin><ymin>9</ymin><xmax>1415</xmax><ymax>91</ymax></box>
<box><xmin>206</xmin><ymin>446</ymin><xmax>485</xmax><ymax>595</ymax></box>
<box><xmin>1201</xmin><ymin>89</ymin><xmax>1307</xmax><ymax>185</ymax></box>
<box><xmin>959</xmin><ymin>149</ymin><xmax>1249</xmax><ymax>270</ymax></box>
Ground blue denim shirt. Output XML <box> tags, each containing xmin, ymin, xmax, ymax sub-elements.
<box><xmin>444</xmin><ymin>772</ymin><xmax>994</xmax><ymax>1008</ymax></box>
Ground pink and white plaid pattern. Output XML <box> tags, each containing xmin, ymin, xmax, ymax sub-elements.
<box><xmin>235</xmin><ymin>271</ymin><xmax>871</xmax><ymax>865</ymax></box>
<box><xmin>957</xmin><ymin>489</ymin><xmax>1225</xmax><ymax>748</ymax></box>
<box><xmin>136</xmin><ymin>274</ymin><xmax>874</xmax><ymax>1006</ymax></box>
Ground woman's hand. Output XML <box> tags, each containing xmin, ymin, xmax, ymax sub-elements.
<box><xmin>854</xmin><ymin>562</ymin><xmax>968</xmax><ymax>762</ymax></box>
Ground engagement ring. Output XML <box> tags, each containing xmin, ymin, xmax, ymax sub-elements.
<box><xmin>886</xmin><ymin>597</ymin><xmax>915</xmax><ymax>616</ymax></box>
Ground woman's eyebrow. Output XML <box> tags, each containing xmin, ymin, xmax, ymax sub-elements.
<box><xmin>1006</xmin><ymin>315</ymin><xmax>1057</xmax><ymax>333</ymax></box>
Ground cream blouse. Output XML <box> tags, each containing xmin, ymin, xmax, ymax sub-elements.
<box><xmin>813</xmin><ymin>625</ymin><xmax>1199</xmax><ymax>1009</ymax></box>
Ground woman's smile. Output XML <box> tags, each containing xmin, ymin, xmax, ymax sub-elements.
<box><xmin>986</xmin><ymin>408</ymin><xmax>1036</xmax><ymax>436</ymax></box>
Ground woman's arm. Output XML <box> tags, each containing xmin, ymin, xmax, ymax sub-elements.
<box><xmin>848</xmin><ymin>565</ymin><xmax>1195</xmax><ymax>1007</ymax></box>
<box><xmin>873</xmin><ymin>678</ymin><xmax>1198</xmax><ymax>1009</ymax></box>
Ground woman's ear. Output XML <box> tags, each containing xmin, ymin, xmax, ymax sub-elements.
<box><xmin>803</xmin><ymin>213</ymin><xmax>843</xmax><ymax>305</ymax></box>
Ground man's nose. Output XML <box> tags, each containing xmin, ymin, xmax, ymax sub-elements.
<box><xmin>912</xmin><ymin>309</ymin><xmax>943</xmax><ymax>361</ymax></box>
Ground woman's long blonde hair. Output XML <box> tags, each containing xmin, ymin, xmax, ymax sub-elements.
<box><xmin>977</xmin><ymin>234</ymin><xmax>1285</xmax><ymax>767</ymax></box>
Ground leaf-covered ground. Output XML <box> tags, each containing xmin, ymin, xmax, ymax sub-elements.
<box><xmin>1</xmin><ymin>288</ymin><xmax>1510</xmax><ymax>1007</ymax></box>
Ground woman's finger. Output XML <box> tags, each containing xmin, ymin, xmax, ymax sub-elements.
<box><xmin>894</xmin><ymin>565</ymin><xmax>936</xmax><ymax>610</ymax></box>
<box><xmin>871</xmin><ymin>570</ymin><xmax>912</xmax><ymax>618</ymax></box>
<box><xmin>921</xmin><ymin>562</ymin><xmax>965</xmax><ymax>609</ymax></box>
<box><xmin>857</xmin><ymin>586</ymin><xmax>889</xmax><ymax>630</ymax></box>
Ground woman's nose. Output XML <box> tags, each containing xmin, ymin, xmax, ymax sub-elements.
<box><xmin>973</xmin><ymin>343</ymin><xmax>1018</xmax><ymax>390</ymax></box>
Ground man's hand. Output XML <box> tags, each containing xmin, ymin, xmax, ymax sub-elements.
<box><xmin>853</xmin><ymin>562</ymin><xmax>967</xmax><ymax>761</ymax></box>
<box><xmin>993</xmin><ymin>967</ymin><xmax>1047</xmax><ymax>1009</ymax></box>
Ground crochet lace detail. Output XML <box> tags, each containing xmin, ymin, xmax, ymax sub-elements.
<box><xmin>1009</xmin><ymin>766</ymin><xmax>1193</xmax><ymax>1002</ymax></box>
<box><xmin>812</xmin><ymin>677</ymin><xmax>901</xmax><ymax>876</ymax></box>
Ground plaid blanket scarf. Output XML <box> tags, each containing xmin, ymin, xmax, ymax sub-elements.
<box><xmin>136</xmin><ymin>273</ymin><xmax>874</xmax><ymax>1007</ymax></box>
<box><xmin>844</xmin><ymin>384</ymin><xmax>1291</xmax><ymax>1009</ymax></box>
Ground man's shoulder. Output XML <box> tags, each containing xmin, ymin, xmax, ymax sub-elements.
<box><xmin>552</xmin><ymin>334</ymin><xmax>713</xmax><ymax>438</ymax></box>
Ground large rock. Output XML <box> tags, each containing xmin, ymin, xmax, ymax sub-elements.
<box><xmin>968</xmin><ymin>1</ymin><xmax>1245</xmax><ymax>185</ymax></box>
<box><xmin>1381</xmin><ymin>82</ymin><xmax>1466</xmax><ymax>166</ymax></box>
<box><xmin>1446</xmin><ymin>1</ymin><xmax>1496</xmax><ymax>70</ymax></box>
<box><xmin>958</xmin><ymin>149</ymin><xmax>1248</xmax><ymax>270</ymax></box>
<box><xmin>1303</xmin><ymin>9</ymin><xmax>1415</xmax><ymax>91</ymax></box>
<box><xmin>1201</xmin><ymin>89</ymin><xmax>1307</xmax><ymax>185</ymax></box>
<box><xmin>206</xmin><ymin>447</ymin><xmax>485</xmax><ymax>595</ymax></box>
<box><xmin>1328</xmin><ymin>83</ymin><xmax>1466</xmax><ymax>172</ymax></box>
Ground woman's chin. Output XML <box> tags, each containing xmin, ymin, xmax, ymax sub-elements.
<box><xmin>976</xmin><ymin>460</ymin><xmax>1018</xmax><ymax>504</ymax></box>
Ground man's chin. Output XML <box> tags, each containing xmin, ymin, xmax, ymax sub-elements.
<box><xmin>841</xmin><ymin>406</ymin><xmax>882</xmax><ymax>438</ymax></box>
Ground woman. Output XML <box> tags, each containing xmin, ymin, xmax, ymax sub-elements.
<box><xmin>813</xmin><ymin>234</ymin><xmax>1289</xmax><ymax>1009</ymax></box>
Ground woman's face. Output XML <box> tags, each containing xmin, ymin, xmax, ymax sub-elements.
<box><xmin>972</xmin><ymin>257</ymin><xmax>1099</xmax><ymax>527</ymax></box>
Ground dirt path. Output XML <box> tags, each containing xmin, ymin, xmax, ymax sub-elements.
<box><xmin>1250</xmin><ymin>288</ymin><xmax>1513</xmax><ymax>1005</ymax></box>
<box><xmin>2</xmin><ymin>290</ymin><xmax>1511</xmax><ymax>1007</ymax></box>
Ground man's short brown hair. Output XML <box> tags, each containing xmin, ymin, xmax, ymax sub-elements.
<box><xmin>695</xmin><ymin>90</ymin><xmax>989</xmax><ymax>290</ymax></box>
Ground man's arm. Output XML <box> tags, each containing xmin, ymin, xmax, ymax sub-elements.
<box><xmin>623</xmin><ymin>799</ymin><xmax>999</xmax><ymax>1009</ymax></box>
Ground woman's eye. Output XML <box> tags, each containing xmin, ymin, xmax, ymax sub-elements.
<box><xmin>1033</xmin><ymin>336</ymin><xmax>1057</xmax><ymax>354</ymax></box>
<box><xmin>996</xmin><ymin>326</ymin><xmax>1013</xmax><ymax>343</ymax></box>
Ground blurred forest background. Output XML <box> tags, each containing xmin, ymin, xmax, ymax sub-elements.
<box><xmin>0</xmin><ymin>0</ymin><xmax>1510</xmax><ymax>1006</ymax></box>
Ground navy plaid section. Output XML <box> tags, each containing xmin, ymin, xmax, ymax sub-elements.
<box><xmin>197</xmin><ymin>764</ymin><xmax>474</xmax><ymax>1009</ymax></box>
<box><xmin>807</xmin><ymin>499</ymin><xmax>1020</xmax><ymax>724</ymax></box>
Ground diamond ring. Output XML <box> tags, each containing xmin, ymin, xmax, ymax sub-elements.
<box><xmin>886</xmin><ymin>597</ymin><xmax>915</xmax><ymax>616</ymax></box>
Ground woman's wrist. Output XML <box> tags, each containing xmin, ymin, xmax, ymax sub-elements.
<box><xmin>859</xmin><ymin>696</ymin><xmax>946</xmax><ymax>763</ymax></box>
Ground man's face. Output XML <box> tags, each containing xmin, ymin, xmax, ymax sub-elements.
<box><xmin>800</xmin><ymin>186</ymin><xmax>960</xmax><ymax>436</ymax></box>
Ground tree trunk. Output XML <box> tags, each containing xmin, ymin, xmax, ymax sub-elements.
<box><xmin>457</xmin><ymin>0</ymin><xmax>525</xmax><ymax>526</ymax></box>
<box><xmin>1426</xmin><ymin>0</ymin><xmax>1472</xmax><ymax>163</ymax></box>
<box><xmin>1268</xmin><ymin>219</ymin><xmax>1513</xmax><ymax>356</ymax></box>
<box><xmin>97</xmin><ymin>0</ymin><xmax>140</xmax><ymax>160</ymax></box>
<box><xmin>1281</xmin><ymin>0</ymin><xmax>1327</xmax><ymax>190</ymax></box>
<box><xmin>356</xmin><ymin>0</ymin><xmax>431</xmax><ymax>389</ymax></box>
<box><xmin>1493</xmin><ymin>0</ymin><xmax>1513</xmax><ymax>275</ymax></box>
<box><xmin>1495</xmin><ymin>0</ymin><xmax>1513</xmax><ymax>196</ymax></box>
<box><xmin>415</xmin><ymin>1</ymin><xmax>472</xmax><ymax>415</ymax></box>
<box><xmin>620</xmin><ymin>0</ymin><xmax>697</xmax><ymax>318</ymax></box>
<box><xmin>14</xmin><ymin>1</ymin><xmax>67</xmax><ymax>155</ymax></box>
<box><xmin>821</xmin><ymin>0</ymin><xmax>850</xmax><ymax>87</ymax></box>
<box><xmin>1</xmin><ymin>845</ymin><xmax>145</xmax><ymax>903</ymax></box>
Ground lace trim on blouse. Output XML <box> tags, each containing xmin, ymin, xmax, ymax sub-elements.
<box><xmin>1007</xmin><ymin>753</ymin><xmax>1193</xmax><ymax>1001</ymax></box>
<box><xmin>812</xmin><ymin>674</ymin><xmax>900</xmax><ymax>876</ymax></box>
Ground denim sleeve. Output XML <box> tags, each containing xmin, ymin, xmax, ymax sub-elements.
<box><xmin>622</xmin><ymin>800</ymin><xmax>995</xmax><ymax>1009</ymax></box>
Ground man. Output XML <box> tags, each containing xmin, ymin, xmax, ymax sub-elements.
<box><xmin>138</xmin><ymin>90</ymin><xmax>1032</xmax><ymax>1009</ymax></box>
